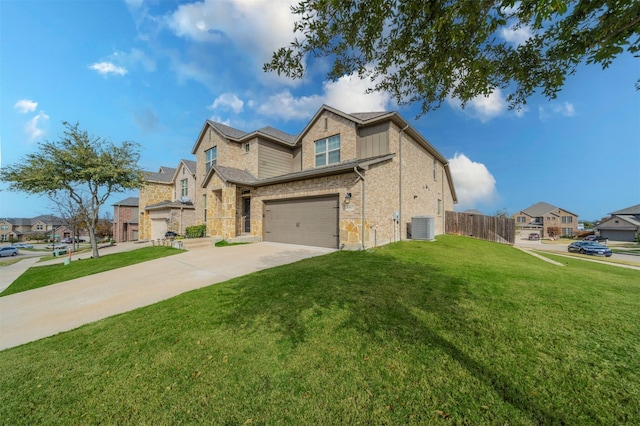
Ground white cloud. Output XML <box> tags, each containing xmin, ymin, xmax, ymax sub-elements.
<box><xmin>257</xmin><ymin>90</ymin><xmax>322</xmax><ymax>120</ymax></box>
<box><xmin>25</xmin><ymin>111</ymin><xmax>50</xmax><ymax>140</ymax></box>
<box><xmin>323</xmin><ymin>75</ymin><xmax>392</xmax><ymax>113</ymax></box>
<box><xmin>210</xmin><ymin>93</ymin><xmax>244</xmax><ymax>113</ymax></box>
<box><xmin>448</xmin><ymin>153</ymin><xmax>498</xmax><ymax>211</ymax></box>
<box><xmin>500</xmin><ymin>24</ymin><xmax>532</xmax><ymax>46</ymax></box>
<box><xmin>256</xmin><ymin>70</ymin><xmax>393</xmax><ymax>120</ymax></box>
<box><xmin>447</xmin><ymin>89</ymin><xmax>508</xmax><ymax>122</ymax></box>
<box><xmin>538</xmin><ymin>101</ymin><xmax>577</xmax><ymax>121</ymax></box>
<box><xmin>166</xmin><ymin>0</ymin><xmax>296</xmax><ymax>63</ymax></box>
<box><xmin>14</xmin><ymin>99</ymin><xmax>38</xmax><ymax>113</ymax></box>
<box><xmin>89</xmin><ymin>62</ymin><xmax>128</xmax><ymax>76</ymax></box>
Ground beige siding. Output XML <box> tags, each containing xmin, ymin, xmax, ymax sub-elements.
<box><xmin>258</xmin><ymin>140</ymin><xmax>294</xmax><ymax>178</ymax></box>
<box><xmin>292</xmin><ymin>146</ymin><xmax>302</xmax><ymax>172</ymax></box>
<box><xmin>358</xmin><ymin>122</ymin><xmax>389</xmax><ymax>158</ymax></box>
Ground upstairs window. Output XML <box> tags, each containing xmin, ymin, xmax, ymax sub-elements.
<box><xmin>181</xmin><ymin>179</ymin><xmax>188</xmax><ymax>197</ymax></box>
<box><xmin>315</xmin><ymin>135</ymin><xmax>340</xmax><ymax>167</ymax></box>
<box><xmin>561</xmin><ymin>216</ymin><xmax>573</xmax><ymax>223</ymax></box>
<box><xmin>205</xmin><ymin>147</ymin><xmax>217</xmax><ymax>173</ymax></box>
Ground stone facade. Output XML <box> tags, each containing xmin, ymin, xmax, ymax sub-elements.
<box><xmin>139</xmin><ymin>182</ymin><xmax>173</xmax><ymax>240</ymax></box>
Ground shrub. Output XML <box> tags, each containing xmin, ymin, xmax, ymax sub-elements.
<box><xmin>185</xmin><ymin>224</ymin><xmax>206</xmax><ymax>238</ymax></box>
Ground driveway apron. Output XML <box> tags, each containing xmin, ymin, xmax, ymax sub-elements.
<box><xmin>0</xmin><ymin>242</ymin><xmax>333</xmax><ymax>351</ymax></box>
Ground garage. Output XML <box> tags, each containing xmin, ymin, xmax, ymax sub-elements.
<box><xmin>151</xmin><ymin>219</ymin><xmax>167</xmax><ymax>240</ymax></box>
<box><xmin>264</xmin><ymin>197</ymin><xmax>339</xmax><ymax>248</ymax></box>
<box><xmin>599</xmin><ymin>229</ymin><xmax>635</xmax><ymax>242</ymax></box>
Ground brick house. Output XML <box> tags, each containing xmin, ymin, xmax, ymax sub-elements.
<box><xmin>112</xmin><ymin>197</ymin><xmax>140</xmax><ymax>242</ymax></box>
<box><xmin>512</xmin><ymin>201</ymin><xmax>579</xmax><ymax>238</ymax></box>
<box><xmin>139</xmin><ymin>160</ymin><xmax>197</xmax><ymax>240</ymax></box>
<box><xmin>178</xmin><ymin>104</ymin><xmax>456</xmax><ymax>249</ymax></box>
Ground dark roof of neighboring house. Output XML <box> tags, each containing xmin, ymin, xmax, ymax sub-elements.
<box><xmin>597</xmin><ymin>214</ymin><xmax>640</xmax><ymax>230</ymax></box>
<box><xmin>113</xmin><ymin>197</ymin><xmax>139</xmax><ymax>207</ymax></box>
<box><xmin>209</xmin><ymin>121</ymin><xmax>248</xmax><ymax>139</ymax></box>
<box><xmin>609</xmin><ymin>203</ymin><xmax>640</xmax><ymax>215</ymax></box>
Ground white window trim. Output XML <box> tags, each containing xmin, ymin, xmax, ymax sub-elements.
<box><xmin>315</xmin><ymin>135</ymin><xmax>340</xmax><ymax>167</ymax></box>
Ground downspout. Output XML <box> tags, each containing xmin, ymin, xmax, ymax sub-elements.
<box><xmin>398</xmin><ymin>123</ymin><xmax>409</xmax><ymax>241</ymax></box>
<box><xmin>354</xmin><ymin>166</ymin><xmax>366</xmax><ymax>249</ymax></box>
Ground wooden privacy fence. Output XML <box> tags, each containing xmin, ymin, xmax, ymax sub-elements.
<box><xmin>445</xmin><ymin>211</ymin><xmax>515</xmax><ymax>245</ymax></box>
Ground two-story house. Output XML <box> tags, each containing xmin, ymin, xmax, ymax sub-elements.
<box><xmin>185</xmin><ymin>105</ymin><xmax>456</xmax><ymax>249</ymax></box>
<box><xmin>596</xmin><ymin>204</ymin><xmax>640</xmax><ymax>242</ymax></box>
<box><xmin>0</xmin><ymin>215</ymin><xmax>71</xmax><ymax>242</ymax></box>
<box><xmin>512</xmin><ymin>201</ymin><xmax>579</xmax><ymax>239</ymax></box>
<box><xmin>138</xmin><ymin>160</ymin><xmax>197</xmax><ymax>240</ymax></box>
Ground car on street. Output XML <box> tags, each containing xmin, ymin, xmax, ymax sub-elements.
<box><xmin>13</xmin><ymin>243</ymin><xmax>34</xmax><ymax>249</ymax></box>
<box><xmin>0</xmin><ymin>246</ymin><xmax>19</xmax><ymax>257</ymax></box>
<box><xmin>165</xmin><ymin>231</ymin><xmax>178</xmax><ymax>238</ymax></box>
<box><xmin>568</xmin><ymin>241</ymin><xmax>612</xmax><ymax>257</ymax></box>
<box><xmin>45</xmin><ymin>244</ymin><xmax>67</xmax><ymax>250</ymax></box>
<box><xmin>584</xmin><ymin>235</ymin><xmax>608</xmax><ymax>244</ymax></box>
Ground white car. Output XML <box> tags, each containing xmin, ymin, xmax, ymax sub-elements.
<box><xmin>0</xmin><ymin>246</ymin><xmax>19</xmax><ymax>257</ymax></box>
<box><xmin>45</xmin><ymin>244</ymin><xmax>67</xmax><ymax>250</ymax></box>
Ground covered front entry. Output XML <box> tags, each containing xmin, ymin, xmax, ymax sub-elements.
<box><xmin>264</xmin><ymin>197</ymin><xmax>339</xmax><ymax>249</ymax></box>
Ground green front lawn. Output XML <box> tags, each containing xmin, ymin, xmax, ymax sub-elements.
<box><xmin>0</xmin><ymin>246</ymin><xmax>182</xmax><ymax>297</ymax></box>
<box><xmin>0</xmin><ymin>236</ymin><xmax>638</xmax><ymax>424</ymax></box>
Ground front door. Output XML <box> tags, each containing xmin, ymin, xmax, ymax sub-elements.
<box><xmin>243</xmin><ymin>197</ymin><xmax>251</xmax><ymax>233</ymax></box>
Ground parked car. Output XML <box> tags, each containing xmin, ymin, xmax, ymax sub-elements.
<box><xmin>584</xmin><ymin>235</ymin><xmax>608</xmax><ymax>244</ymax></box>
<box><xmin>568</xmin><ymin>241</ymin><xmax>593</xmax><ymax>253</ymax></box>
<box><xmin>528</xmin><ymin>233</ymin><xmax>540</xmax><ymax>240</ymax></box>
<box><xmin>45</xmin><ymin>244</ymin><xmax>67</xmax><ymax>250</ymax></box>
<box><xmin>571</xmin><ymin>241</ymin><xmax>612</xmax><ymax>257</ymax></box>
<box><xmin>0</xmin><ymin>246</ymin><xmax>19</xmax><ymax>257</ymax></box>
<box><xmin>165</xmin><ymin>231</ymin><xmax>178</xmax><ymax>238</ymax></box>
<box><xmin>13</xmin><ymin>243</ymin><xmax>34</xmax><ymax>249</ymax></box>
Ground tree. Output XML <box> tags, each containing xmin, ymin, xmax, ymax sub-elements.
<box><xmin>547</xmin><ymin>226</ymin><xmax>561</xmax><ymax>239</ymax></box>
<box><xmin>265</xmin><ymin>0</ymin><xmax>639</xmax><ymax>115</ymax></box>
<box><xmin>0</xmin><ymin>122</ymin><xmax>144</xmax><ymax>258</ymax></box>
<box><xmin>52</xmin><ymin>198</ymin><xmax>87</xmax><ymax>251</ymax></box>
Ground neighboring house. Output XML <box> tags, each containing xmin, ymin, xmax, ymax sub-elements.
<box><xmin>139</xmin><ymin>160</ymin><xmax>197</xmax><ymax>240</ymax></box>
<box><xmin>512</xmin><ymin>201</ymin><xmax>579</xmax><ymax>238</ymax></box>
<box><xmin>112</xmin><ymin>197</ymin><xmax>140</xmax><ymax>242</ymax></box>
<box><xmin>185</xmin><ymin>104</ymin><xmax>457</xmax><ymax>249</ymax></box>
<box><xmin>0</xmin><ymin>215</ymin><xmax>71</xmax><ymax>242</ymax></box>
<box><xmin>595</xmin><ymin>204</ymin><xmax>640</xmax><ymax>242</ymax></box>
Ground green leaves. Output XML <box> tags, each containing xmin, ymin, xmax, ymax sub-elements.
<box><xmin>265</xmin><ymin>0</ymin><xmax>639</xmax><ymax>114</ymax></box>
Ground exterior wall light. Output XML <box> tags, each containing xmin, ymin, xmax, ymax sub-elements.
<box><xmin>345</xmin><ymin>193</ymin><xmax>352</xmax><ymax>204</ymax></box>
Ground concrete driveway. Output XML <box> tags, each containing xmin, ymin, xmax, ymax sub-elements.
<box><xmin>0</xmin><ymin>241</ymin><xmax>334</xmax><ymax>351</ymax></box>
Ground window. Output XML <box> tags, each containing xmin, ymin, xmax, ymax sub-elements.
<box><xmin>181</xmin><ymin>179</ymin><xmax>188</xmax><ymax>197</ymax></box>
<box><xmin>244</xmin><ymin>143</ymin><xmax>250</xmax><ymax>153</ymax></box>
<box><xmin>437</xmin><ymin>199</ymin><xmax>442</xmax><ymax>215</ymax></box>
<box><xmin>562</xmin><ymin>227</ymin><xmax>573</xmax><ymax>236</ymax></box>
<box><xmin>36</xmin><ymin>224</ymin><xmax>43</xmax><ymax>230</ymax></box>
<box><xmin>561</xmin><ymin>216</ymin><xmax>573</xmax><ymax>223</ymax></box>
<box><xmin>315</xmin><ymin>135</ymin><xmax>340</xmax><ymax>167</ymax></box>
<box><xmin>205</xmin><ymin>147</ymin><xmax>217</xmax><ymax>173</ymax></box>
<box><xmin>203</xmin><ymin>194</ymin><xmax>207</xmax><ymax>222</ymax></box>
<box><xmin>516</xmin><ymin>216</ymin><xmax>526</xmax><ymax>223</ymax></box>
<box><xmin>433</xmin><ymin>159</ymin><xmax>437</xmax><ymax>180</ymax></box>
<box><xmin>0</xmin><ymin>224</ymin><xmax>8</xmax><ymax>231</ymax></box>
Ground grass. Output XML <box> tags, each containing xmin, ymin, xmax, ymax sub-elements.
<box><xmin>0</xmin><ymin>235</ymin><xmax>638</xmax><ymax>424</ymax></box>
<box><xmin>0</xmin><ymin>246</ymin><xmax>182</xmax><ymax>297</ymax></box>
<box><xmin>215</xmin><ymin>239</ymin><xmax>250</xmax><ymax>247</ymax></box>
<box><xmin>0</xmin><ymin>257</ymin><xmax>23</xmax><ymax>267</ymax></box>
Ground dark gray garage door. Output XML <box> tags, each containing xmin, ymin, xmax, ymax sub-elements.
<box><xmin>264</xmin><ymin>197</ymin><xmax>339</xmax><ymax>248</ymax></box>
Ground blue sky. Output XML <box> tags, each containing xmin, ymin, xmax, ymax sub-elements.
<box><xmin>1</xmin><ymin>0</ymin><xmax>638</xmax><ymax>222</ymax></box>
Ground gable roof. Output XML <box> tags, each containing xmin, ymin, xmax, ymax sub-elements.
<box><xmin>113</xmin><ymin>197</ymin><xmax>139</xmax><ymax>207</ymax></box>
<box><xmin>517</xmin><ymin>202</ymin><xmax>578</xmax><ymax>217</ymax></box>
<box><xmin>144</xmin><ymin>166</ymin><xmax>176</xmax><ymax>184</ymax></box>
<box><xmin>609</xmin><ymin>203</ymin><xmax>640</xmax><ymax>215</ymax></box>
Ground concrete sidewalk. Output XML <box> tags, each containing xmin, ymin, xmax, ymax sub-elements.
<box><xmin>0</xmin><ymin>242</ymin><xmax>333</xmax><ymax>351</ymax></box>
